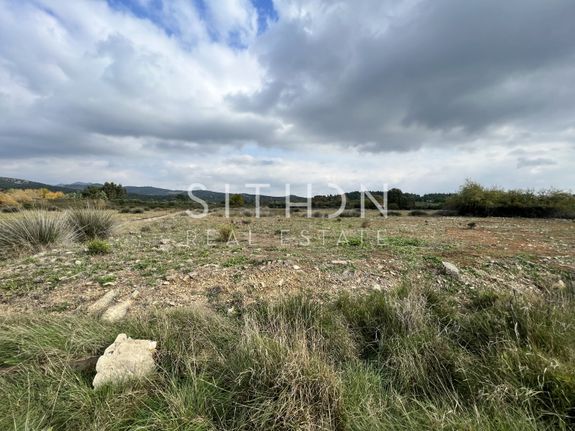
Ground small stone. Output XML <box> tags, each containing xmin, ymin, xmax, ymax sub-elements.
<box><xmin>372</xmin><ymin>283</ymin><xmax>382</xmax><ymax>291</ymax></box>
<box><xmin>293</xmin><ymin>265</ymin><xmax>301</xmax><ymax>270</ymax></box>
<box><xmin>331</xmin><ymin>260</ymin><xmax>348</xmax><ymax>265</ymax></box>
<box><xmin>87</xmin><ymin>290</ymin><xmax>117</xmax><ymax>315</ymax></box>
<box><xmin>92</xmin><ymin>334</ymin><xmax>157</xmax><ymax>389</ymax></box>
<box><xmin>75</xmin><ymin>260</ymin><xmax>82</xmax><ymax>266</ymax></box>
<box><xmin>551</xmin><ymin>279</ymin><xmax>566</xmax><ymax>290</ymax></box>
<box><xmin>442</xmin><ymin>261</ymin><xmax>460</xmax><ymax>278</ymax></box>
<box><xmin>101</xmin><ymin>300</ymin><xmax>132</xmax><ymax>323</ymax></box>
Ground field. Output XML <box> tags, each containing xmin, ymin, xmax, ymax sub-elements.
<box><xmin>1</xmin><ymin>210</ymin><xmax>574</xmax><ymax>430</ymax></box>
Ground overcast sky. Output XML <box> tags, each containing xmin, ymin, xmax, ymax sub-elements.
<box><xmin>1</xmin><ymin>0</ymin><xmax>574</xmax><ymax>195</ymax></box>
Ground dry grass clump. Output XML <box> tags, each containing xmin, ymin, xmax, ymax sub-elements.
<box><xmin>66</xmin><ymin>208</ymin><xmax>115</xmax><ymax>241</ymax></box>
<box><xmin>0</xmin><ymin>210</ymin><xmax>74</xmax><ymax>253</ymax></box>
<box><xmin>217</xmin><ymin>224</ymin><xmax>234</xmax><ymax>242</ymax></box>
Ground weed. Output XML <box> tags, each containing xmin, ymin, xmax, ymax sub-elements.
<box><xmin>87</xmin><ymin>239</ymin><xmax>111</xmax><ymax>255</ymax></box>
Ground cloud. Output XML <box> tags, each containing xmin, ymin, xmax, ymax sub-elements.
<box><xmin>517</xmin><ymin>157</ymin><xmax>557</xmax><ymax>169</ymax></box>
<box><xmin>233</xmin><ymin>0</ymin><xmax>575</xmax><ymax>152</ymax></box>
<box><xmin>0</xmin><ymin>0</ymin><xmax>574</xmax><ymax>192</ymax></box>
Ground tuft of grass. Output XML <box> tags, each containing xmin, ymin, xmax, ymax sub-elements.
<box><xmin>1</xmin><ymin>287</ymin><xmax>574</xmax><ymax>430</ymax></box>
<box><xmin>86</xmin><ymin>239</ymin><xmax>111</xmax><ymax>255</ymax></box>
<box><xmin>217</xmin><ymin>225</ymin><xmax>234</xmax><ymax>242</ymax></box>
<box><xmin>0</xmin><ymin>210</ymin><xmax>74</xmax><ymax>254</ymax></box>
<box><xmin>339</xmin><ymin>209</ymin><xmax>361</xmax><ymax>218</ymax></box>
<box><xmin>382</xmin><ymin>236</ymin><xmax>424</xmax><ymax>247</ymax></box>
<box><xmin>66</xmin><ymin>209</ymin><xmax>115</xmax><ymax>241</ymax></box>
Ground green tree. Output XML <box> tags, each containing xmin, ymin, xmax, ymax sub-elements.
<box><xmin>229</xmin><ymin>194</ymin><xmax>245</xmax><ymax>207</ymax></box>
<box><xmin>101</xmin><ymin>182</ymin><xmax>126</xmax><ymax>200</ymax></box>
<box><xmin>81</xmin><ymin>186</ymin><xmax>107</xmax><ymax>200</ymax></box>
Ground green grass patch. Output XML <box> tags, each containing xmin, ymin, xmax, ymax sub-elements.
<box><xmin>1</xmin><ymin>286</ymin><xmax>574</xmax><ymax>430</ymax></box>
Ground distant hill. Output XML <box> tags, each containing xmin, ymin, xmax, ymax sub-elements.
<box><xmin>1</xmin><ymin>177</ymin><xmax>315</xmax><ymax>204</ymax></box>
<box><xmin>58</xmin><ymin>182</ymin><xmax>103</xmax><ymax>191</ymax></box>
<box><xmin>0</xmin><ymin>177</ymin><xmax>73</xmax><ymax>193</ymax></box>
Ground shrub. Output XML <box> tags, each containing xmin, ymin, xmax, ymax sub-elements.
<box><xmin>433</xmin><ymin>209</ymin><xmax>458</xmax><ymax>217</ymax></box>
<box><xmin>130</xmin><ymin>208</ymin><xmax>145</xmax><ymax>214</ymax></box>
<box><xmin>66</xmin><ymin>209</ymin><xmax>115</xmax><ymax>241</ymax></box>
<box><xmin>118</xmin><ymin>208</ymin><xmax>130</xmax><ymax>214</ymax></box>
<box><xmin>312</xmin><ymin>211</ymin><xmax>324</xmax><ymax>218</ymax></box>
<box><xmin>242</xmin><ymin>210</ymin><xmax>253</xmax><ymax>217</ymax></box>
<box><xmin>218</xmin><ymin>225</ymin><xmax>234</xmax><ymax>242</ymax></box>
<box><xmin>386</xmin><ymin>211</ymin><xmax>402</xmax><ymax>216</ymax></box>
<box><xmin>409</xmin><ymin>210</ymin><xmax>429</xmax><ymax>216</ymax></box>
<box><xmin>448</xmin><ymin>180</ymin><xmax>575</xmax><ymax>218</ymax></box>
<box><xmin>1</xmin><ymin>206</ymin><xmax>20</xmax><ymax>213</ymax></box>
<box><xmin>339</xmin><ymin>209</ymin><xmax>361</xmax><ymax>218</ymax></box>
<box><xmin>0</xmin><ymin>211</ymin><xmax>74</xmax><ymax>253</ymax></box>
<box><xmin>86</xmin><ymin>239</ymin><xmax>111</xmax><ymax>255</ymax></box>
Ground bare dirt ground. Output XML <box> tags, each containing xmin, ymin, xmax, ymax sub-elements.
<box><xmin>1</xmin><ymin>210</ymin><xmax>573</xmax><ymax>317</ymax></box>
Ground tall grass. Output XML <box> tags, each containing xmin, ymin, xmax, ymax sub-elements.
<box><xmin>66</xmin><ymin>208</ymin><xmax>115</xmax><ymax>241</ymax></box>
<box><xmin>1</xmin><ymin>281</ymin><xmax>574</xmax><ymax>430</ymax></box>
<box><xmin>0</xmin><ymin>210</ymin><xmax>74</xmax><ymax>253</ymax></box>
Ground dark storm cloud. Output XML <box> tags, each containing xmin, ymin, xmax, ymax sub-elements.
<box><xmin>232</xmin><ymin>0</ymin><xmax>575</xmax><ymax>150</ymax></box>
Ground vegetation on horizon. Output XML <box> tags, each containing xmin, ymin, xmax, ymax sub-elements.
<box><xmin>448</xmin><ymin>180</ymin><xmax>575</xmax><ymax>218</ymax></box>
<box><xmin>1</xmin><ymin>179</ymin><xmax>573</xmax><ymax>218</ymax></box>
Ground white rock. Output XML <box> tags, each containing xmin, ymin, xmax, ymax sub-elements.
<box><xmin>552</xmin><ymin>279</ymin><xmax>566</xmax><ymax>290</ymax></box>
<box><xmin>293</xmin><ymin>265</ymin><xmax>301</xmax><ymax>270</ymax></box>
<box><xmin>442</xmin><ymin>261</ymin><xmax>460</xmax><ymax>278</ymax></box>
<box><xmin>93</xmin><ymin>334</ymin><xmax>157</xmax><ymax>389</ymax></box>
<box><xmin>101</xmin><ymin>300</ymin><xmax>132</xmax><ymax>323</ymax></box>
<box><xmin>87</xmin><ymin>290</ymin><xmax>117</xmax><ymax>315</ymax></box>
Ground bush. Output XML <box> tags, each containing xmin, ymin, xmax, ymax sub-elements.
<box><xmin>433</xmin><ymin>209</ymin><xmax>458</xmax><ymax>217</ymax></box>
<box><xmin>217</xmin><ymin>225</ymin><xmax>234</xmax><ymax>242</ymax></box>
<box><xmin>86</xmin><ymin>239</ymin><xmax>111</xmax><ymax>255</ymax></box>
<box><xmin>386</xmin><ymin>211</ymin><xmax>402</xmax><ymax>216</ymax></box>
<box><xmin>339</xmin><ymin>209</ymin><xmax>361</xmax><ymax>218</ymax></box>
<box><xmin>66</xmin><ymin>209</ymin><xmax>115</xmax><ymax>241</ymax></box>
<box><xmin>448</xmin><ymin>180</ymin><xmax>575</xmax><ymax>218</ymax></box>
<box><xmin>409</xmin><ymin>210</ymin><xmax>429</xmax><ymax>217</ymax></box>
<box><xmin>129</xmin><ymin>208</ymin><xmax>145</xmax><ymax>214</ymax></box>
<box><xmin>1</xmin><ymin>206</ymin><xmax>20</xmax><ymax>213</ymax></box>
<box><xmin>0</xmin><ymin>211</ymin><xmax>74</xmax><ymax>253</ymax></box>
<box><xmin>118</xmin><ymin>208</ymin><xmax>130</xmax><ymax>214</ymax></box>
